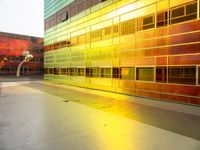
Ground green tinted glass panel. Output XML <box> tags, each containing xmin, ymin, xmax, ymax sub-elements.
<box><xmin>78</xmin><ymin>68</ymin><xmax>84</xmax><ymax>76</ymax></box>
<box><xmin>61</xmin><ymin>68</ymin><xmax>67</xmax><ymax>75</ymax></box>
<box><xmin>121</xmin><ymin>67</ymin><xmax>135</xmax><ymax>80</ymax></box>
<box><xmin>143</xmin><ymin>16</ymin><xmax>153</xmax><ymax>25</ymax></box>
<box><xmin>171</xmin><ymin>7</ymin><xmax>184</xmax><ymax>18</ymax></box>
<box><xmin>92</xmin><ymin>67</ymin><xmax>100</xmax><ymax>77</ymax></box>
<box><xmin>101</xmin><ymin>68</ymin><xmax>111</xmax><ymax>78</ymax></box>
<box><xmin>136</xmin><ymin>68</ymin><xmax>154</xmax><ymax>81</ymax></box>
<box><xmin>70</xmin><ymin>68</ymin><xmax>77</xmax><ymax>76</ymax></box>
<box><xmin>186</xmin><ymin>2</ymin><xmax>197</xmax><ymax>14</ymax></box>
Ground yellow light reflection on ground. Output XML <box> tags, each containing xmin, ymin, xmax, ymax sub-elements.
<box><xmin>94</xmin><ymin>114</ymin><xmax>137</xmax><ymax>150</ymax></box>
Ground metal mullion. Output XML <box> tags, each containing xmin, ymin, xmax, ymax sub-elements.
<box><xmin>198</xmin><ymin>0</ymin><xmax>200</xmax><ymax>19</ymax></box>
<box><xmin>155</xmin><ymin>3</ymin><xmax>157</xmax><ymax>29</ymax></box>
<box><xmin>168</xmin><ymin>0</ymin><xmax>170</xmax><ymax>25</ymax></box>
<box><xmin>196</xmin><ymin>66</ymin><xmax>199</xmax><ymax>85</ymax></box>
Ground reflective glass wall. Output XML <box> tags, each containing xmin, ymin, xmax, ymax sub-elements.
<box><xmin>44</xmin><ymin>0</ymin><xmax>200</xmax><ymax>105</ymax></box>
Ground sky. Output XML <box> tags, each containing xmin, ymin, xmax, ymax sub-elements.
<box><xmin>0</xmin><ymin>0</ymin><xmax>44</xmax><ymax>37</ymax></box>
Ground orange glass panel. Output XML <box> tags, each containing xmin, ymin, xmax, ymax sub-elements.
<box><xmin>156</xmin><ymin>57</ymin><xmax>167</xmax><ymax>65</ymax></box>
<box><xmin>169</xmin><ymin>55</ymin><xmax>200</xmax><ymax>65</ymax></box>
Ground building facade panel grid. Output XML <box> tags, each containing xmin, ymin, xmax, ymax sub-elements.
<box><xmin>44</xmin><ymin>0</ymin><xmax>200</xmax><ymax>105</ymax></box>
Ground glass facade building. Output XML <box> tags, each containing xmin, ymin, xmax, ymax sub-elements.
<box><xmin>44</xmin><ymin>0</ymin><xmax>200</xmax><ymax>105</ymax></box>
<box><xmin>0</xmin><ymin>32</ymin><xmax>44</xmax><ymax>75</ymax></box>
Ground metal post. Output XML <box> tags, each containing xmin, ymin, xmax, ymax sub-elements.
<box><xmin>16</xmin><ymin>60</ymin><xmax>26</xmax><ymax>77</ymax></box>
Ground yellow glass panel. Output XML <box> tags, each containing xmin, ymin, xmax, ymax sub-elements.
<box><xmin>101</xmin><ymin>3</ymin><xmax>116</xmax><ymax>15</ymax></box>
<box><xmin>135</xmin><ymin>4</ymin><xmax>156</xmax><ymax>18</ymax></box>
<box><xmin>157</xmin><ymin>0</ymin><xmax>169</xmax><ymax>12</ymax></box>
<box><xmin>117</xmin><ymin>3</ymin><xmax>136</xmax><ymax>16</ymax></box>
<box><xmin>170</xmin><ymin>0</ymin><xmax>196</xmax><ymax>7</ymax></box>
<box><xmin>121</xmin><ymin>68</ymin><xmax>129</xmax><ymax>75</ymax></box>
<box><xmin>137</xmin><ymin>0</ymin><xmax>156</xmax><ymax>8</ymax></box>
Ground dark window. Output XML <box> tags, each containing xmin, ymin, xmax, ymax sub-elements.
<box><xmin>54</xmin><ymin>68</ymin><xmax>60</xmax><ymax>75</ymax></box>
<box><xmin>49</xmin><ymin>68</ymin><xmax>54</xmax><ymax>74</ymax></box>
<box><xmin>143</xmin><ymin>15</ymin><xmax>155</xmax><ymax>30</ymax></box>
<box><xmin>78</xmin><ymin>68</ymin><xmax>85</xmax><ymax>76</ymax></box>
<box><xmin>9</xmin><ymin>67</ymin><xmax>16</xmax><ymax>73</ymax></box>
<box><xmin>120</xmin><ymin>67</ymin><xmax>135</xmax><ymax>80</ymax></box>
<box><xmin>156</xmin><ymin>67</ymin><xmax>167</xmax><ymax>82</ymax></box>
<box><xmin>44</xmin><ymin>68</ymin><xmax>48</xmax><ymax>74</ymax></box>
<box><xmin>186</xmin><ymin>2</ymin><xmax>197</xmax><ymax>15</ymax></box>
<box><xmin>170</xmin><ymin>2</ymin><xmax>197</xmax><ymax>24</ymax></box>
<box><xmin>143</xmin><ymin>16</ymin><xmax>153</xmax><ymax>24</ymax></box>
<box><xmin>100</xmin><ymin>0</ymin><xmax>108</xmax><ymax>2</ymax></box>
<box><xmin>157</xmin><ymin>11</ymin><xmax>168</xmax><ymax>28</ymax></box>
<box><xmin>138</xmin><ymin>15</ymin><xmax>155</xmax><ymax>31</ymax></box>
<box><xmin>57</xmin><ymin>41</ymin><xmax>66</xmax><ymax>48</ymax></box>
<box><xmin>186</xmin><ymin>2</ymin><xmax>197</xmax><ymax>20</ymax></box>
<box><xmin>85</xmin><ymin>68</ymin><xmax>100</xmax><ymax>77</ymax></box>
<box><xmin>113</xmin><ymin>68</ymin><xmax>120</xmax><ymax>78</ymax></box>
<box><xmin>70</xmin><ymin>68</ymin><xmax>77</xmax><ymax>76</ymax></box>
<box><xmin>101</xmin><ymin>68</ymin><xmax>111</xmax><ymax>78</ymax></box>
<box><xmin>54</xmin><ymin>43</ymin><xmax>58</xmax><ymax>49</ymax></box>
<box><xmin>61</xmin><ymin>68</ymin><xmax>67</xmax><ymax>75</ymax></box>
<box><xmin>171</xmin><ymin>7</ymin><xmax>184</xmax><ymax>18</ymax></box>
<box><xmin>33</xmin><ymin>57</ymin><xmax>41</xmax><ymax>62</ymax></box>
<box><xmin>136</xmin><ymin>67</ymin><xmax>154</xmax><ymax>81</ymax></box>
<box><xmin>66</xmin><ymin>68</ymin><xmax>71</xmax><ymax>76</ymax></box>
<box><xmin>91</xmin><ymin>67</ymin><xmax>99</xmax><ymax>77</ymax></box>
<box><xmin>86</xmin><ymin>68</ymin><xmax>91</xmax><ymax>77</ymax></box>
<box><xmin>1</xmin><ymin>67</ymin><xmax>9</xmax><ymax>74</ymax></box>
<box><xmin>168</xmin><ymin>66</ymin><xmax>196</xmax><ymax>85</ymax></box>
<box><xmin>9</xmin><ymin>56</ymin><xmax>16</xmax><ymax>62</ymax></box>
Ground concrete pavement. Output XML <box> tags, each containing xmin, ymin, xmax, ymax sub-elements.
<box><xmin>0</xmin><ymin>78</ymin><xmax>200</xmax><ymax>150</ymax></box>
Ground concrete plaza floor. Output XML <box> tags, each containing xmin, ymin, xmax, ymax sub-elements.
<box><xmin>0</xmin><ymin>76</ymin><xmax>200</xmax><ymax>150</ymax></box>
